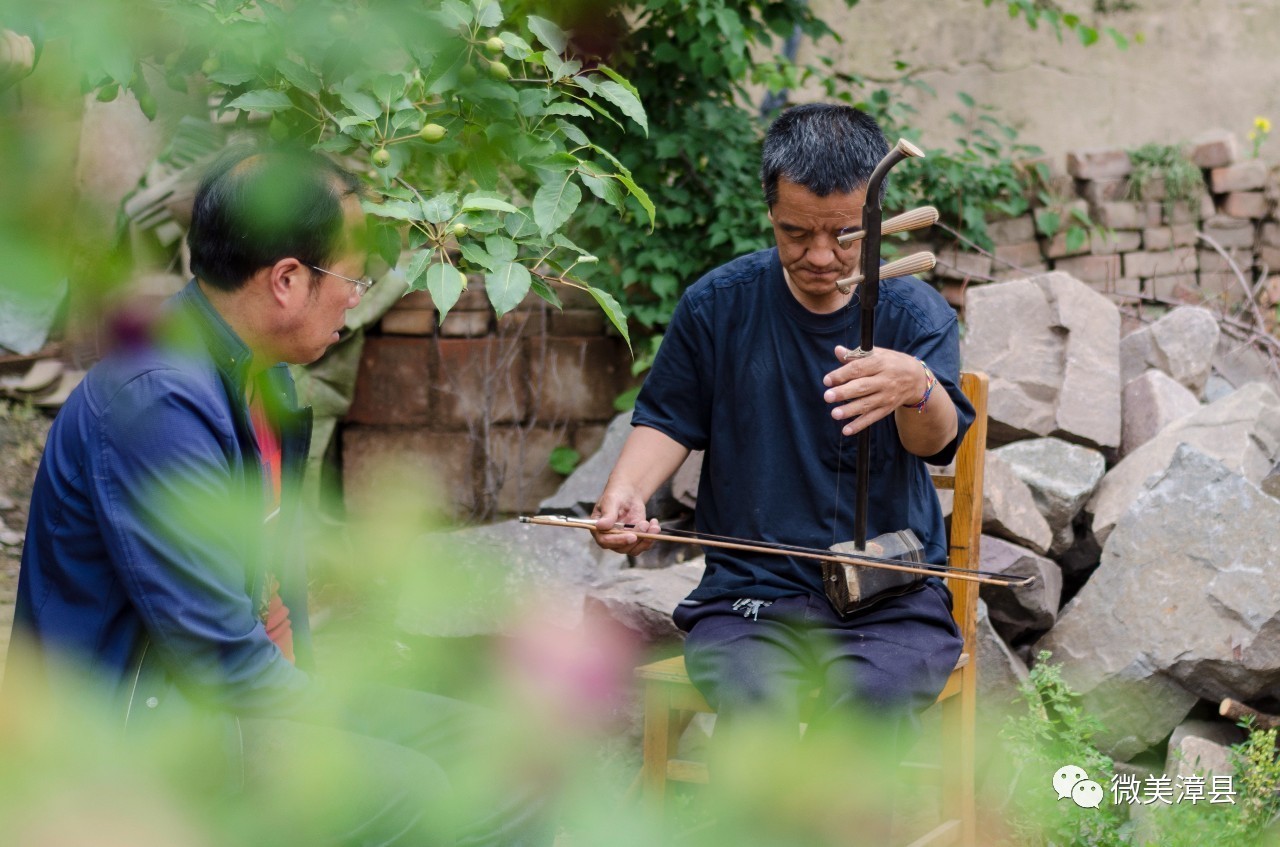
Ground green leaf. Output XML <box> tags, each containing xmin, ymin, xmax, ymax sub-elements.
<box><xmin>500</xmin><ymin>33</ymin><xmax>533</xmax><ymax>60</ymax></box>
<box><xmin>612</xmin><ymin>385</ymin><xmax>640</xmax><ymax>412</ymax></box>
<box><xmin>586</xmin><ymin>285</ymin><xmax>630</xmax><ymax>349</ymax></box>
<box><xmin>593</xmin><ymin>79</ymin><xmax>648</xmax><ymax>135</ymax></box>
<box><xmin>505</xmin><ymin>213</ymin><xmax>539</xmax><ymax>239</ymax></box>
<box><xmin>485</xmin><ymin>261</ymin><xmax>532</xmax><ymax>316</ymax></box>
<box><xmin>371</xmin><ymin>221</ymin><xmax>402</xmax><ymax>269</ymax></box>
<box><xmin>1078</xmin><ymin>25</ymin><xmax>1099</xmax><ymax>47</ymax></box>
<box><xmin>208</xmin><ymin>69</ymin><xmax>258</xmax><ymax>86</ymax></box>
<box><xmin>548</xmin><ymin>446</ymin><xmax>581</xmax><ymax>475</ymax></box>
<box><xmin>426</xmin><ymin>262</ymin><xmax>465</xmax><ymax>321</ymax></box>
<box><xmin>556</xmin><ymin>118</ymin><xmax>590</xmax><ymax>147</ymax></box>
<box><xmin>421</xmin><ymin>193</ymin><xmax>458</xmax><ymax>224</ymax></box>
<box><xmin>957</xmin><ymin>91</ymin><xmax>975</xmax><ymax>108</ymax></box>
<box><xmin>580</xmin><ymin>171</ymin><xmax>626</xmax><ymax>209</ymax></box>
<box><xmin>551</xmin><ymin>232</ymin><xmax>589</xmax><ymax>255</ymax></box>
<box><xmin>438</xmin><ymin>0</ymin><xmax>472</xmax><ymax>30</ymax></box>
<box><xmin>542</xmin><ymin>101</ymin><xmax>592</xmax><ymax>119</ymax></box>
<box><xmin>615</xmin><ymin>172</ymin><xmax>656</xmax><ymax>228</ymax></box>
<box><xmin>460</xmin><ymin>242</ymin><xmax>497</xmax><ymax>270</ymax></box>
<box><xmin>533</xmin><ymin>177</ymin><xmax>582</xmax><ymax>236</ymax></box>
<box><xmin>276</xmin><ymin>59</ymin><xmax>320</xmax><ymax>97</ymax></box>
<box><xmin>461</xmin><ymin>193</ymin><xmax>520</xmax><ymax>214</ymax></box>
<box><xmin>530</xmin><ymin>278</ymin><xmax>563</xmax><ymax>309</ymax></box>
<box><xmin>484</xmin><ymin>234</ymin><xmax>518</xmax><ymax>262</ymax></box>
<box><xmin>1065</xmin><ymin>225</ymin><xmax>1087</xmax><ymax>253</ymax></box>
<box><xmin>403</xmin><ymin>248</ymin><xmax>434</xmax><ymax>289</ymax></box>
<box><xmin>527</xmin><ymin>15</ymin><xmax>568</xmax><ymax>54</ymax></box>
<box><xmin>1035</xmin><ymin>209</ymin><xmax>1061</xmax><ymax>237</ymax></box>
<box><xmin>339</xmin><ymin>89</ymin><xmax>381</xmax><ymax>120</ymax></box>
<box><xmin>473</xmin><ymin>1</ymin><xmax>502</xmax><ymax>28</ymax></box>
<box><xmin>362</xmin><ymin>199</ymin><xmax>427</xmax><ymax>221</ymax></box>
<box><xmin>225</xmin><ymin>89</ymin><xmax>293</xmax><ymax>112</ymax></box>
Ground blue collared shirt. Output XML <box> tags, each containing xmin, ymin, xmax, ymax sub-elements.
<box><xmin>8</xmin><ymin>280</ymin><xmax>314</xmax><ymax>718</ymax></box>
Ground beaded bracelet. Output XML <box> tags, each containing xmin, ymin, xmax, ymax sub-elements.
<box><xmin>906</xmin><ymin>358</ymin><xmax>936</xmax><ymax>413</ymax></box>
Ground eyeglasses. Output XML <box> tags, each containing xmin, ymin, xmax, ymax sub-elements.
<box><xmin>309</xmin><ymin>265</ymin><xmax>373</xmax><ymax>297</ymax></box>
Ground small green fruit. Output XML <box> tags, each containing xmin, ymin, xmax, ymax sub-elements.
<box><xmin>137</xmin><ymin>92</ymin><xmax>158</xmax><ymax>121</ymax></box>
<box><xmin>487</xmin><ymin>60</ymin><xmax>510</xmax><ymax>80</ymax></box>
<box><xmin>458</xmin><ymin>63</ymin><xmax>478</xmax><ymax>84</ymax></box>
<box><xmin>452</xmin><ymin>223</ymin><xmax>469</xmax><ymax>238</ymax></box>
<box><xmin>96</xmin><ymin>83</ymin><xmax>120</xmax><ymax>102</ymax></box>
<box><xmin>201</xmin><ymin>56</ymin><xmax>220</xmax><ymax>76</ymax></box>
<box><xmin>485</xmin><ymin>36</ymin><xmax>506</xmax><ymax>53</ymax></box>
<box><xmin>372</xmin><ymin>148</ymin><xmax>391</xmax><ymax>168</ymax></box>
<box><xmin>419</xmin><ymin>123</ymin><xmax>447</xmax><ymax>143</ymax></box>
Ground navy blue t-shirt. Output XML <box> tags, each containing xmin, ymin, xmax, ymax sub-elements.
<box><xmin>632</xmin><ymin>248</ymin><xmax>975</xmax><ymax>603</ymax></box>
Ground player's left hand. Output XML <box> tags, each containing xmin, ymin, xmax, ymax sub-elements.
<box><xmin>821</xmin><ymin>346</ymin><xmax>926</xmax><ymax>436</ymax></box>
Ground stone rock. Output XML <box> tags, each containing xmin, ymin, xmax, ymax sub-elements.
<box><xmin>539</xmin><ymin>411</ymin><xmax>631</xmax><ymax>516</ymax></box>
<box><xmin>961</xmin><ymin>273</ymin><xmax>1121</xmax><ymax>449</ymax></box>
<box><xmin>1264</xmin><ymin>462</ymin><xmax>1280</xmax><ymax>499</ymax></box>
<box><xmin>1087</xmin><ymin>382</ymin><xmax>1280</xmax><ymax>546</ymax></box>
<box><xmin>991</xmin><ymin>437</ymin><xmax>1106</xmax><ymax>553</ymax></box>
<box><xmin>1120</xmin><ymin>369</ymin><xmax>1201</xmax><ymax>457</ymax></box>
<box><xmin>975</xmin><ymin>599</ymin><xmax>1029</xmax><ymax>717</ymax></box>
<box><xmin>1169</xmin><ymin>737</ymin><xmax>1234</xmax><ymax>780</ymax></box>
<box><xmin>0</xmin><ymin>493</ymin><xmax>14</xmax><ymax>511</ymax></box>
<box><xmin>1212</xmin><ymin>336</ymin><xmax>1279</xmax><ymax>396</ymax></box>
<box><xmin>978</xmin><ymin>536</ymin><xmax>1062</xmax><ymax>642</ymax></box>
<box><xmin>1041</xmin><ymin>445</ymin><xmax>1280</xmax><ymax>760</ymax></box>
<box><xmin>1164</xmin><ymin>718</ymin><xmax>1245</xmax><ymax>785</ymax></box>
<box><xmin>1120</xmin><ymin>307</ymin><xmax>1221</xmax><ymax>396</ymax></box>
<box><xmin>671</xmin><ymin>451</ymin><xmax>703</xmax><ymax>510</ymax></box>
<box><xmin>395</xmin><ymin>519</ymin><xmax>624</xmax><ymax>638</ymax></box>
<box><xmin>981</xmin><ymin>454</ymin><xmax>1052</xmax><ymax>554</ymax></box>
<box><xmin>585</xmin><ymin>560</ymin><xmax>706</xmax><ymax>644</ymax></box>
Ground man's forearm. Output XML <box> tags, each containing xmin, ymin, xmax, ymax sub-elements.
<box><xmin>894</xmin><ymin>376</ymin><xmax>958</xmax><ymax>458</ymax></box>
<box><xmin>601</xmin><ymin>425</ymin><xmax>691</xmax><ymax>505</ymax></box>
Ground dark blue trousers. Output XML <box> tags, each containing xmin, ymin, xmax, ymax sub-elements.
<box><xmin>673</xmin><ymin>580</ymin><xmax>962</xmax><ymax>747</ymax></box>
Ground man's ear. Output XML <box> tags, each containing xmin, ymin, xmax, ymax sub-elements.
<box><xmin>266</xmin><ymin>258</ymin><xmax>309</xmax><ymax>306</ymax></box>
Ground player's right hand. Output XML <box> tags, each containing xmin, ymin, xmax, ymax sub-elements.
<box><xmin>590</xmin><ymin>489</ymin><xmax>659</xmax><ymax>557</ymax></box>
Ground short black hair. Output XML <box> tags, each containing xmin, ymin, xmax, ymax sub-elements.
<box><xmin>760</xmin><ymin>103</ymin><xmax>889</xmax><ymax>207</ymax></box>
<box><xmin>188</xmin><ymin>146</ymin><xmax>362</xmax><ymax>292</ymax></box>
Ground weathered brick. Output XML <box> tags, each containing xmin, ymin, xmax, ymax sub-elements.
<box><xmin>1043</xmin><ymin>230</ymin><xmax>1091</xmax><ymax>259</ymax></box>
<box><xmin>346</xmin><ymin>337</ymin><xmax>434</xmax><ymax>426</ymax></box>
<box><xmin>1136</xmin><ymin>176</ymin><xmax>1167</xmax><ymax>202</ymax></box>
<box><xmin>1197</xmin><ymin>248</ymin><xmax>1250</xmax><ymax>274</ymax></box>
<box><xmin>1222</xmin><ymin>191</ymin><xmax>1269</xmax><ymax>219</ymax></box>
<box><xmin>1210</xmin><ymin>160</ymin><xmax>1268</xmax><ymax>193</ymax></box>
<box><xmin>1146</xmin><ymin>274</ymin><xmax>1199</xmax><ymax>301</ymax></box>
<box><xmin>1189</xmin><ymin>129</ymin><xmax>1238</xmax><ymax>169</ymax></box>
<box><xmin>937</xmin><ymin>280</ymin><xmax>968</xmax><ymax>307</ymax></box>
<box><xmin>1078</xmin><ymin>178</ymin><xmax>1129</xmax><ymax>205</ymax></box>
<box><xmin>994</xmin><ymin>241</ymin><xmax>1044</xmax><ymax>270</ymax></box>
<box><xmin>987</xmin><ymin>215</ymin><xmax>1037</xmax><ymax>244</ymax></box>
<box><xmin>1200</xmin><ymin>194</ymin><xmax>1217</xmax><ymax>220</ymax></box>
<box><xmin>992</xmin><ymin>263</ymin><xmax>1049</xmax><ymax>283</ymax></box>
<box><xmin>1067</xmin><ymin>148</ymin><xmax>1132</xmax><ymax>180</ymax></box>
<box><xmin>1090</xmin><ymin>230</ymin><xmax>1142</xmax><ymax>255</ymax></box>
<box><xmin>1257</xmin><ymin>245</ymin><xmax>1280</xmax><ymax>272</ymax></box>
<box><xmin>438</xmin><ymin>311</ymin><xmax>492</xmax><ymax>338</ymax></box>
<box><xmin>549</xmin><ymin>309</ymin><xmax>608</xmax><ymax>336</ymax></box>
<box><xmin>527</xmin><ymin>336</ymin><xmax>629</xmax><ymax>422</ymax></box>
<box><xmin>496</xmin><ymin>310</ymin><xmax>538</xmax><ymax>337</ymax></box>
<box><xmin>341</xmin><ymin>427</ymin><xmax>473</xmax><ymax>518</ymax></box>
<box><xmin>491</xmin><ymin>425</ymin><xmax>567</xmax><ymax>515</ymax></box>
<box><xmin>1163</xmin><ymin>201</ymin><xmax>1199</xmax><ymax>225</ymax></box>
<box><xmin>934</xmin><ymin>247</ymin><xmax>993</xmax><ymax>281</ymax></box>
<box><xmin>1263</xmin><ymin>222</ymin><xmax>1280</xmax><ymax>248</ymax></box>
<box><xmin>1107</xmin><ymin>277</ymin><xmax>1144</xmax><ymax>300</ymax></box>
<box><xmin>1202</xmin><ymin>216</ymin><xmax>1257</xmax><ymax>249</ymax></box>
<box><xmin>1093</xmin><ymin>202</ymin><xmax>1144</xmax><ymax>230</ymax></box>
<box><xmin>1145</xmin><ymin>202</ymin><xmax>1164</xmax><ymax>228</ymax></box>
<box><xmin>381</xmin><ymin>310</ymin><xmax>437</xmax><ymax>336</ymax></box>
<box><xmin>455</xmin><ymin>278</ymin><xmax>489</xmax><ymax>311</ymax></box>
<box><xmin>433</xmin><ymin>337</ymin><xmax>528</xmax><ymax>428</ymax></box>
<box><xmin>1199</xmin><ymin>272</ymin><xmax>1247</xmax><ymax>306</ymax></box>
<box><xmin>394</xmin><ymin>289</ymin><xmax>434</xmax><ymax>310</ymax></box>
<box><xmin>1123</xmin><ymin>247</ymin><xmax>1197</xmax><ymax>278</ymax></box>
<box><xmin>1054</xmin><ymin>253</ymin><xmax>1121</xmax><ymax>283</ymax></box>
<box><xmin>1171</xmin><ymin>223</ymin><xmax>1199</xmax><ymax>247</ymax></box>
<box><xmin>1142</xmin><ymin>227</ymin><xmax>1173</xmax><ymax>251</ymax></box>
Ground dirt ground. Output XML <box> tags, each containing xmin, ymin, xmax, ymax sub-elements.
<box><xmin>0</xmin><ymin>400</ymin><xmax>53</xmax><ymax>681</ymax></box>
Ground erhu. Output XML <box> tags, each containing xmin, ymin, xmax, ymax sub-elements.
<box><xmin>524</xmin><ymin>140</ymin><xmax>1032</xmax><ymax>607</ymax></box>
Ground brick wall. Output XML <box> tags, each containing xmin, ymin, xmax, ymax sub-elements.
<box><xmin>341</xmin><ymin>281</ymin><xmax>630</xmax><ymax>521</ymax></box>
<box><xmin>929</xmin><ymin>130</ymin><xmax>1280</xmax><ymax>320</ymax></box>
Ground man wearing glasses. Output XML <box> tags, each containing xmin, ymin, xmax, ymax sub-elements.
<box><xmin>7</xmin><ymin>147</ymin><xmax>553</xmax><ymax>846</ymax></box>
